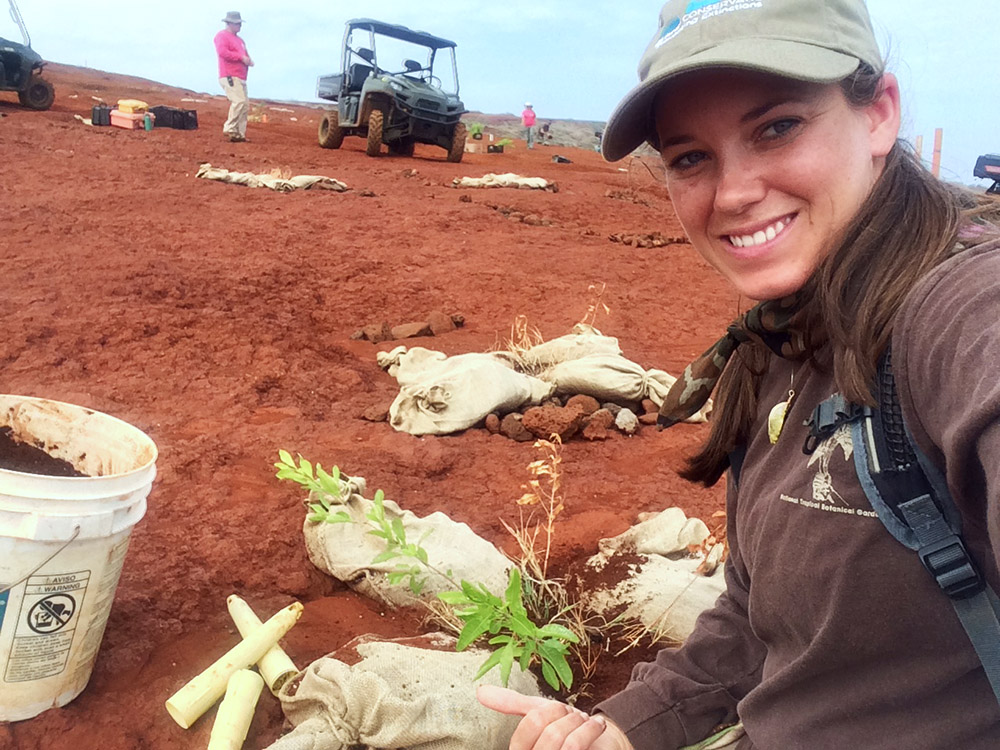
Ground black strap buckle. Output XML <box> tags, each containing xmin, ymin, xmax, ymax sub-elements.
<box><xmin>919</xmin><ymin>535</ymin><xmax>985</xmax><ymax>599</ymax></box>
<box><xmin>803</xmin><ymin>396</ymin><xmax>864</xmax><ymax>455</ymax></box>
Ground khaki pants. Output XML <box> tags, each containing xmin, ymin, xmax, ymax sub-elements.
<box><xmin>219</xmin><ymin>76</ymin><xmax>248</xmax><ymax>138</ymax></box>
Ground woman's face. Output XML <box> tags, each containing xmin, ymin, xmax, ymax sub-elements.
<box><xmin>654</xmin><ymin>69</ymin><xmax>899</xmax><ymax>301</ymax></box>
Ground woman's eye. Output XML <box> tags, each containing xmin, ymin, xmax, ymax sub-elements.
<box><xmin>761</xmin><ymin>118</ymin><xmax>800</xmax><ymax>139</ymax></box>
<box><xmin>670</xmin><ymin>151</ymin><xmax>707</xmax><ymax>169</ymax></box>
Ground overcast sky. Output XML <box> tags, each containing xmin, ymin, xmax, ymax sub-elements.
<box><xmin>6</xmin><ymin>1</ymin><xmax>996</xmax><ymax>184</ymax></box>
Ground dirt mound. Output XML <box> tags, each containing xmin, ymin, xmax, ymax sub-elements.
<box><xmin>0</xmin><ymin>63</ymin><xmax>733</xmax><ymax>748</ymax></box>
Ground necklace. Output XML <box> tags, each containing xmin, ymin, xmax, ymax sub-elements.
<box><xmin>767</xmin><ymin>383</ymin><xmax>796</xmax><ymax>445</ymax></box>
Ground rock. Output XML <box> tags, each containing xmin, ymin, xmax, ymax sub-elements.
<box><xmin>522</xmin><ymin>214</ymin><xmax>544</xmax><ymax>226</ymax></box>
<box><xmin>359</xmin><ymin>189</ymin><xmax>376</xmax><ymax>197</ymax></box>
<box><xmin>601</xmin><ymin>402</ymin><xmax>623</xmax><ymax>417</ymax></box>
<box><xmin>450</xmin><ymin>313</ymin><xmax>466</xmax><ymax>328</ymax></box>
<box><xmin>500</xmin><ymin>413</ymin><xmax>534</xmax><ymax>442</ymax></box>
<box><xmin>521</xmin><ymin>405</ymin><xmax>584</xmax><ymax>441</ymax></box>
<box><xmin>565</xmin><ymin>394</ymin><xmax>600</xmax><ymax>416</ymax></box>
<box><xmin>641</xmin><ymin>398</ymin><xmax>659</xmax><ymax>415</ymax></box>
<box><xmin>615</xmin><ymin>408</ymin><xmax>639</xmax><ymax>435</ymax></box>
<box><xmin>360</xmin><ymin>321</ymin><xmax>394</xmax><ymax>343</ymax></box>
<box><xmin>401</xmin><ymin>168</ymin><xmax>418</xmax><ymax>178</ymax></box>
<box><xmin>427</xmin><ymin>310</ymin><xmax>456</xmax><ymax>335</ymax></box>
<box><xmin>542</xmin><ymin>396</ymin><xmax>563</xmax><ymax>408</ymax></box>
<box><xmin>459</xmin><ymin>194</ymin><xmax>472</xmax><ymax>203</ymax></box>
<box><xmin>391</xmin><ymin>321</ymin><xmax>433</xmax><ymax>339</ymax></box>
<box><xmin>485</xmin><ymin>413</ymin><xmax>501</xmax><ymax>434</ymax></box>
<box><xmin>361</xmin><ymin>406</ymin><xmax>389</xmax><ymax>422</ymax></box>
<box><xmin>582</xmin><ymin>409</ymin><xmax>614</xmax><ymax>440</ymax></box>
<box><xmin>638</xmin><ymin>412</ymin><xmax>659</xmax><ymax>425</ymax></box>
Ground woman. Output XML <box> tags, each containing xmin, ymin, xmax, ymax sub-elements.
<box><xmin>479</xmin><ymin>0</ymin><xmax>1000</xmax><ymax>748</ymax></box>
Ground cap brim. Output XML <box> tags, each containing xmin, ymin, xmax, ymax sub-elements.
<box><xmin>601</xmin><ymin>39</ymin><xmax>861</xmax><ymax>162</ymax></box>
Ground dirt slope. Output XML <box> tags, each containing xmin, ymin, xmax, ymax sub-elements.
<box><xmin>0</xmin><ymin>64</ymin><xmax>735</xmax><ymax>748</ymax></box>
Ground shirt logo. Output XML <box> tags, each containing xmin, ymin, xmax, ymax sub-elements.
<box><xmin>779</xmin><ymin>425</ymin><xmax>879</xmax><ymax>519</ymax></box>
<box><xmin>655</xmin><ymin>0</ymin><xmax>765</xmax><ymax>48</ymax></box>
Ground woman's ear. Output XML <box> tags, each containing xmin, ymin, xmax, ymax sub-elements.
<box><xmin>867</xmin><ymin>72</ymin><xmax>901</xmax><ymax>158</ymax></box>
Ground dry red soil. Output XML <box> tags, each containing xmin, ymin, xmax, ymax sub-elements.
<box><xmin>0</xmin><ymin>64</ymin><xmax>735</xmax><ymax>748</ymax></box>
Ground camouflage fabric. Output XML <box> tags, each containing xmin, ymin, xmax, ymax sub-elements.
<box><xmin>657</xmin><ymin>295</ymin><xmax>806</xmax><ymax>428</ymax></box>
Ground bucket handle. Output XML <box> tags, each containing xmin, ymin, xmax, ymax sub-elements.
<box><xmin>0</xmin><ymin>525</ymin><xmax>81</xmax><ymax>595</ymax></box>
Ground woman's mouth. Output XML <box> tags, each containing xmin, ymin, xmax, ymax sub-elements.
<box><xmin>726</xmin><ymin>213</ymin><xmax>796</xmax><ymax>250</ymax></box>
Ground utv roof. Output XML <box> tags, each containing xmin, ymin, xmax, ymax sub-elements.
<box><xmin>346</xmin><ymin>18</ymin><xmax>457</xmax><ymax>49</ymax></box>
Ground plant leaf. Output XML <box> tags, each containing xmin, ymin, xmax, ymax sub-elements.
<box><xmin>456</xmin><ymin>610</ymin><xmax>493</xmax><ymax>651</ymax></box>
<box><xmin>540</xmin><ymin>659</ymin><xmax>558</xmax><ymax>691</ymax></box>
<box><xmin>536</xmin><ymin>623</ymin><xmax>579</xmax><ymax>643</ymax></box>
<box><xmin>473</xmin><ymin>649</ymin><xmax>506</xmax><ymax>682</ymax></box>
<box><xmin>499</xmin><ymin>641</ymin><xmax>515</xmax><ymax>686</ymax></box>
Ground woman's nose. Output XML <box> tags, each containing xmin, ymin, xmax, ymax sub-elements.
<box><xmin>713</xmin><ymin>157</ymin><xmax>766</xmax><ymax>215</ymax></box>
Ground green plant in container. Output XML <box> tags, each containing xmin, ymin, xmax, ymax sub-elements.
<box><xmin>468</xmin><ymin>121</ymin><xmax>485</xmax><ymax>139</ymax></box>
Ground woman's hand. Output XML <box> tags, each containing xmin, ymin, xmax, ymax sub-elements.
<box><xmin>478</xmin><ymin>685</ymin><xmax>634</xmax><ymax>750</ymax></box>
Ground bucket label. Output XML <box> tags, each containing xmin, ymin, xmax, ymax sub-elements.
<box><xmin>3</xmin><ymin>571</ymin><xmax>90</xmax><ymax>683</ymax></box>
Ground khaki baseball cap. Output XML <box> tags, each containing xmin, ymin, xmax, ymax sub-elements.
<box><xmin>602</xmin><ymin>0</ymin><xmax>883</xmax><ymax>161</ymax></box>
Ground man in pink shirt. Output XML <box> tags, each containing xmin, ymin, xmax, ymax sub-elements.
<box><xmin>520</xmin><ymin>103</ymin><xmax>536</xmax><ymax>149</ymax></box>
<box><xmin>214</xmin><ymin>11</ymin><xmax>254</xmax><ymax>142</ymax></box>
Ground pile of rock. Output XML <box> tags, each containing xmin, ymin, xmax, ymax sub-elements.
<box><xmin>351</xmin><ymin>312</ymin><xmax>465</xmax><ymax>344</ymax></box>
<box><xmin>488</xmin><ymin>394</ymin><xmax>663</xmax><ymax>442</ymax></box>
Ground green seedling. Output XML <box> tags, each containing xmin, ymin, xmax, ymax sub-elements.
<box><xmin>275</xmin><ymin>450</ymin><xmax>579</xmax><ymax>690</ymax></box>
<box><xmin>274</xmin><ymin>450</ymin><xmax>350</xmax><ymax>524</ymax></box>
<box><xmin>438</xmin><ymin>567</ymin><xmax>579</xmax><ymax>690</ymax></box>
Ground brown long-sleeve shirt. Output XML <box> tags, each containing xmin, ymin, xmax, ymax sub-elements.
<box><xmin>598</xmin><ymin>240</ymin><xmax>1000</xmax><ymax>749</ymax></box>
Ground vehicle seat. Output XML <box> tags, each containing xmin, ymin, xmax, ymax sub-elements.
<box><xmin>356</xmin><ymin>48</ymin><xmax>375</xmax><ymax>64</ymax></box>
<box><xmin>347</xmin><ymin>63</ymin><xmax>373</xmax><ymax>90</ymax></box>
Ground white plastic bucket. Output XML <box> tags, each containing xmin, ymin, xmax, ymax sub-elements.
<box><xmin>0</xmin><ymin>395</ymin><xmax>157</xmax><ymax>722</ymax></box>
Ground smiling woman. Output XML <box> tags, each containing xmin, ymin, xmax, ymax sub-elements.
<box><xmin>477</xmin><ymin>0</ymin><xmax>1000</xmax><ymax>749</ymax></box>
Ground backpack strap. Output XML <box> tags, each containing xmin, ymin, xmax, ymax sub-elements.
<box><xmin>806</xmin><ymin>346</ymin><xmax>1000</xmax><ymax>702</ymax></box>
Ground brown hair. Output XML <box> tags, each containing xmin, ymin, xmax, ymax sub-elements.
<box><xmin>683</xmin><ymin>64</ymin><xmax>1000</xmax><ymax>486</ymax></box>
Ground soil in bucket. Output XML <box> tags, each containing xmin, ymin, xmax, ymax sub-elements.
<box><xmin>0</xmin><ymin>426</ymin><xmax>87</xmax><ymax>477</ymax></box>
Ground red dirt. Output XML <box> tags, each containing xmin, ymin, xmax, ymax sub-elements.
<box><xmin>0</xmin><ymin>64</ymin><xmax>734</xmax><ymax>748</ymax></box>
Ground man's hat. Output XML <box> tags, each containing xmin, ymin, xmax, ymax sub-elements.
<box><xmin>222</xmin><ymin>11</ymin><xmax>244</xmax><ymax>25</ymax></box>
<box><xmin>601</xmin><ymin>0</ymin><xmax>883</xmax><ymax>161</ymax></box>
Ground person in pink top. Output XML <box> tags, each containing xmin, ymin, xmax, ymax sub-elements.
<box><xmin>521</xmin><ymin>103</ymin><xmax>536</xmax><ymax>149</ymax></box>
<box><xmin>214</xmin><ymin>11</ymin><xmax>254</xmax><ymax>142</ymax></box>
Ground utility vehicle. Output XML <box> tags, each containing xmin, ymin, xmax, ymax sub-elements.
<box><xmin>316</xmin><ymin>18</ymin><xmax>467</xmax><ymax>162</ymax></box>
<box><xmin>1</xmin><ymin>0</ymin><xmax>55</xmax><ymax>110</ymax></box>
<box><xmin>974</xmin><ymin>154</ymin><xmax>1000</xmax><ymax>195</ymax></box>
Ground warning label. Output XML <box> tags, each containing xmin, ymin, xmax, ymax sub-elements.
<box><xmin>3</xmin><ymin>571</ymin><xmax>89</xmax><ymax>683</ymax></box>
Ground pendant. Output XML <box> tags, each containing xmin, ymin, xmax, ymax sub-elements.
<box><xmin>767</xmin><ymin>389</ymin><xmax>796</xmax><ymax>445</ymax></box>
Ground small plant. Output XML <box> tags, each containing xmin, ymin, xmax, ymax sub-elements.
<box><xmin>512</xmin><ymin>435</ymin><xmax>565</xmax><ymax>581</ymax></box>
<box><xmin>275</xmin><ymin>450</ymin><xmax>581</xmax><ymax>690</ymax></box>
<box><xmin>439</xmin><ymin>567</ymin><xmax>578</xmax><ymax>690</ymax></box>
<box><xmin>468</xmin><ymin>121</ymin><xmax>485</xmax><ymax>138</ymax></box>
<box><xmin>275</xmin><ymin>450</ymin><xmax>350</xmax><ymax>524</ymax></box>
<box><xmin>496</xmin><ymin>137</ymin><xmax>513</xmax><ymax>148</ymax></box>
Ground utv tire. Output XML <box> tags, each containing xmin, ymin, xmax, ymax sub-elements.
<box><xmin>388</xmin><ymin>138</ymin><xmax>415</xmax><ymax>157</ymax></box>
<box><xmin>366</xmin><ymin>110</ymin><xmax>384</xmax><ymax>157</ymax></box>
<box><xmin>446</xmin><ymin>122</ymin><xmax>466</xmax><ymax>163</ymax></box>
<box><xmin>19</xmin><ymin>76</ymin><xmax>55</xmax><ymax>111</ymax></box>
<box><xmin>318</xmin><ymin>111</ymin><xmax>344</xmax><ymax>149</ymax></box>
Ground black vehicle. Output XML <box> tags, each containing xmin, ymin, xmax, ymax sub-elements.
<box><xmin>973</xmin><ymin>154</ymin><xmax>1000</xmax><ymax>195</ymax></box>
<box><xmin>316</xmin><ymin>18</ymin><xmax>467</xmax><ymax>162</ymax></box>
<box><xmin>1</xmin><ymin>0</ymin><xmax>55</xmax><ymax>110</ymax></box>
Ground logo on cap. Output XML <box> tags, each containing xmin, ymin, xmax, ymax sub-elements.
<box><xmin>656</xmin><ymin>0</ymin><xmax>764</xmax><ymax>48</ymax></box>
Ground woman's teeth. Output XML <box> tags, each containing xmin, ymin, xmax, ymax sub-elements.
<box><xmin>729</xmin><ymin>217</ymin><xmax>790</xmax><ymax>248</ymax></box>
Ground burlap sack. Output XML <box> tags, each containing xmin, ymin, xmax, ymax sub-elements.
<box><xmin>583</xmin><ymin>508</ymin><xmax>726</xmax><ymax>641</ymax></box>
<box><xmin>303</xmin><ymin>475</ymin><xmax>512</xmax><ymax>609</ymax></box>
<box><xmin>514</xmin><ymin>324</ymin><xmax>622</xmax><ymax>370</ymax></box>
<box><xmin>376</xmin><ymin>347</ymin><xmax>553</xmax><ymax>436</ymax></box>
<box><xmin>267</xmin><ymin>634</ymin><xmax>543</xmax><ymax>750</ymax></box>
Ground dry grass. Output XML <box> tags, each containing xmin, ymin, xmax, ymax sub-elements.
<box><xmin>576</xmin><ymin>283</ymin><xmax>611</xmax><ymax>329</ymax></box>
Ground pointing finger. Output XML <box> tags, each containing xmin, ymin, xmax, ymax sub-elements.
<box><xmin>477</xmin><ymin>685</ymin><xmax>556</xmax><ymax>716</ymax></box>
